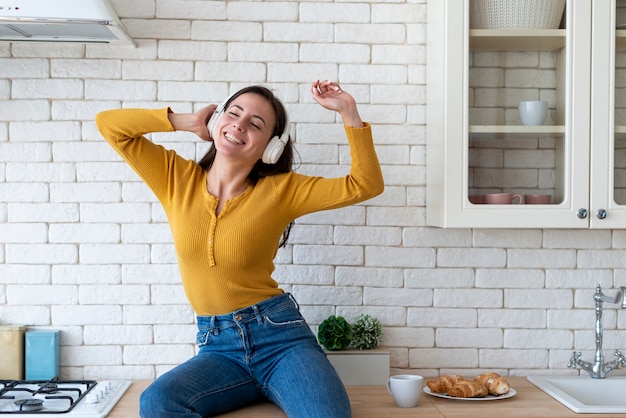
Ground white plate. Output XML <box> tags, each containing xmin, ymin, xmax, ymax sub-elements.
<box><xmin>423</xmin><ymin>387</ymin><xmax>517</xmax><ymax>401</ymax></box>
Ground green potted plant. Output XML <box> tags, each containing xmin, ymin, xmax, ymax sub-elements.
<box><xmin>317</xmin><ymin>315</ymin><xmax>352</xmax><ymax>351</ymax></box>
<box><xmin>351</xmin><ymin>314</ymin><xmax>383</xmax><ymax>350</ymax></box>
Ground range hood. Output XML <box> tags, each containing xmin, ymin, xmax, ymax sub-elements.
<box><xmin>0</xmin><ymin>0</ymin><xmax>136</xmax><ymax>46</ymax></box>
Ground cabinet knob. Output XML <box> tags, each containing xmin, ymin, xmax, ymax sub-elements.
<box><xmin>596</xmin><ymin>209</ymin><xmax>607</xmax><ymax>219</ymax></box>
<box><xmin>577</xmin><ymin>209</ymin><xmax>588</xmax><ymax>219</ymax></box>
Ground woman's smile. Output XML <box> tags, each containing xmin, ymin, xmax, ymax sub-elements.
<box><xmin>225</xmin><ymin>132</ymin><xmax>244</xmax><ymax>145</ymax></box>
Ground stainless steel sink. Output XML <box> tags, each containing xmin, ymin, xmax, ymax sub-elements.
<box><xmin>528</xmin><ymin>375</ymin><xmax>626</xmax><ymax>413</ymax></box>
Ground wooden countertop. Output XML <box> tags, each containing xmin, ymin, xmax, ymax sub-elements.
<box><xmin>108</xmin><ymin>377</ymin><xmax>626</xmax><ymax>418</ymax></box>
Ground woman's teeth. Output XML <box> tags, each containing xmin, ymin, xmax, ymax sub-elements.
<box><xmin>225</xmin><ymin>133</ymin><xmax>243</xmax><ymax>144</ymax></box>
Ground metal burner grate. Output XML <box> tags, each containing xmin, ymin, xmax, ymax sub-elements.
<box><xmin>0</xmin><ymin>379</ymin><xmax>97</xmax><ymax>415</ymax></box>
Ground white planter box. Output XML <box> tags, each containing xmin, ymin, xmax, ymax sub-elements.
<box><xmin>326</xmin><ymin>347</ymin><xmax>390</xmax><ymax>385</ymax></box>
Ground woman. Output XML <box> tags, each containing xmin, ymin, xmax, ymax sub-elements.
<box><xmin>96</xmin><ymin>80</ymin><xmax>384</xmax><ymax>417</ymax></box>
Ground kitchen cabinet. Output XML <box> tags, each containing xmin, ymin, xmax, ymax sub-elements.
<box><xmin>426</xmin><ymin>0</ymin><xmax>626</xmax><ymax>228</ymax></box>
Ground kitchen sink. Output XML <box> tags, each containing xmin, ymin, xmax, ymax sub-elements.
<box><xmin>528</xmin><ymin>375</ymin><xmax>626</xmax><ymax>413</ymax></box>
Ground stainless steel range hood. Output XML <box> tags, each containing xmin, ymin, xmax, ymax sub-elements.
<box><xmin>0</xmin><ymin>0</ymin><xmax>136</xmax><ymax>46</ymax></box>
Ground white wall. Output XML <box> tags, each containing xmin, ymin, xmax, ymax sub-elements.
<box><xmin>0</xmin><ymin>0</ymin><xmax>623</xmax><ymax>380</ymax></box>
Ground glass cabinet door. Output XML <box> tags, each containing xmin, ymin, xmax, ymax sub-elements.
<box><xmin>617</xmin><ymin>1</ymin><xmax>626</xmax><ymax>205</ymax></box>
<box><xmin>589</xmin><ymin>0</ymin><xmax>626</xmax><ymax>228</ymax></box>
<box><xmin>427</xmin><ymin>0</ymin><xmax>592</xmax><ymax>228</ymax></box>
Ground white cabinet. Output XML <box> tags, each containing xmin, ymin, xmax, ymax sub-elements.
<box><xmin>426</xmin><ymin>0</ymin><xmax>626</xmax><ymax>228</ymax></box>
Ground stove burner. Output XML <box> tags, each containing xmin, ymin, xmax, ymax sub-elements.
<box><xmin>0</xmin><ymin>379</ymin><xmax>130</xmax><ymax>416</ymax></box>
<box><xmin>36</xmin><ymin>382</ymin><xmax>59</xmax><ymax>395</ymax></box>
<box><xmin>13</xmin><ymin>399</ymin><xmax>43</xmax><ymax>412</ymax></box>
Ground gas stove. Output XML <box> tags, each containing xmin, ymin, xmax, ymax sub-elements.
<box><xmin>0</xmin><ymin>379</ymin><xmax>131</xmax><ymax>417</ymax></box>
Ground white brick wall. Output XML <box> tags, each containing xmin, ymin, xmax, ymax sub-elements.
<box><xmin>1</xmin><ymin>0</ymin><xmax>625</xmax><ymax>381</ymax></box>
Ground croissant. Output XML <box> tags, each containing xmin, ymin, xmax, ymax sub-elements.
<box><xmin>473</xmin><ymin>372</ymin><xmax>499</xmax><ymax>389</ymax></box>
<box><xmin>473</xmin><ymin>373</ymin><xmax>510</xmax><ymax>395</ymax></box>
<box><xmin>447</xmin><ymin>380</ymin><xmax>488</xmax><ymax>398</ymax></box>
<box><xmin>426</xmin><ymin>374</ymin><xmax>463</xmax><ymax>394</ymax></box>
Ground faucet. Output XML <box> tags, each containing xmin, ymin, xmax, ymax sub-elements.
<box><xmin>568</xmin><ymin>284</ymin><xmax>626</xmax><ymax>378</ymax></box>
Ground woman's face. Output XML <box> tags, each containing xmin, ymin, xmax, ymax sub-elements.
<box><xmin>213</xmin><ymin>93</ymin><xmax>277</xmax><ymax>163</ymax></box>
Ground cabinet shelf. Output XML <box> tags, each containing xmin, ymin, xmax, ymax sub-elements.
<box><xmin>470</xmin><ymin>125</ymin><xmax>565</xmax><ymax>138</ymax></box>
<box><xmin>470</xmin><ymin>29</ymin><xmax>566</xmax><ymax>50</ymax></box>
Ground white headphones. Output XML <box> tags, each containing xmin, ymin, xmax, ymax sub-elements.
<box><xmin>207</xmin><ymin>92</ymin><xmax>291</xmax><ymax>164</ymax></box>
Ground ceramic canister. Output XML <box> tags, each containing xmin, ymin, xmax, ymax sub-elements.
<box><xmin>25</xmin><ymin>330</ymin><xmax>61</xmax><ymax>380</ymax></box>
<box><xmin>0</xmin><ymin>325</ymin><xmax>26</xmax><ymax>379</ymax></box>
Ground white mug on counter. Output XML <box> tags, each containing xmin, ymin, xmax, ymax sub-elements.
<box><xmin>387</xmin><ymin>374</ymin><xmax>423</xmax><ymax>408</ymax></box>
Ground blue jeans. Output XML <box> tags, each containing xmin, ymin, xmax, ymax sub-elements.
<box><xmin>139</xmin><ymin>293</ymin><xmax>351</xmax><ymax>417</ymax></box>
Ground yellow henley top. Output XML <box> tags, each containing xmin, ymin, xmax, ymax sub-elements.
<box><xmin>96</xmin><ymin>108</ymin><xmax>384</xmax><ymax>315</ymax></box>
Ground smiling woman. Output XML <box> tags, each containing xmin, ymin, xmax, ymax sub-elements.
<box><xmin>95</xmin><ymin>80</ymin><xmax>384</xmax><ymax>418</ymax></box>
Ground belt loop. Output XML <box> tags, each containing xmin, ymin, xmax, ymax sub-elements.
<box><xmin>252</xmin><ymin>305</ymin><xmax>263</xmax><ymax>324</ymax></box>
<box><xmin>288</xmin><ymin>293</ymin><xmax>299</xmax><ymax>310</ymax></box>
<box><xmin>210</xmin><ymin>316</ymin><xmax>219</xmax><ymax>335</ymax></box>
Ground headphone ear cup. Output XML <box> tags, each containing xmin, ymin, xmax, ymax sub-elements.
<box><xmin>207</xmin><ymin>108</ymin><xmax>223</xmax><ymax>140</ymax></box>
<box><xmin>262</xmin><ymin>115</ymin><xmax>290</xmax><ymax>164</ymax></box>
<box><xmin>262</xmin><ymin>136</ymin><xmax>286</xmax><ymax>164</ymax></box>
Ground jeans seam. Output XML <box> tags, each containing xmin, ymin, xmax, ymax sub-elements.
<box><xmin>186</xmin><ymin>378</ymin><xmax>256</xmax><ymax>407</ymax></box>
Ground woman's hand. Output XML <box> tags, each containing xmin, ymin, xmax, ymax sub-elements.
<box><xmin>311</xmin><ymin>80</ymin><xmax>363</xmax><ymax>128</ymax></box>
<box><xmin>168</xmin><ymin>104</ymin><xmax>218</xmax><ymax>142</ymax></box>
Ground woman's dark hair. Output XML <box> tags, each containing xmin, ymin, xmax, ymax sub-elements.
<box><xmin>198</xmin><ymin>85</ymin><xmax>294</xmax><ymax>246</ymax></box>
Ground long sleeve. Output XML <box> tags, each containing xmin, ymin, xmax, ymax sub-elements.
<box><xmin>271</xmin><ymin>122</ymin><xmax>384</xmax><ymax>219</ymax></box>
<box><xmin>96</xmin><ymin>108</ymin><xmax>196</xmax><ymax>206</ymax></box>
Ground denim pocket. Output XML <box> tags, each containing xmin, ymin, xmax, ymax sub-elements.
<box><xmin>264</xmin><ymin>308</ymin><xmax>306</xmax><ymax>328</ymax></box>
<box><xmin>196</xmin><ymin>330</ymin><xmax>210</xmax><ymax>347</ymax></box>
